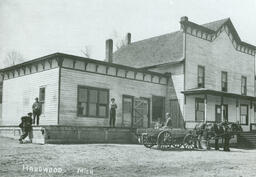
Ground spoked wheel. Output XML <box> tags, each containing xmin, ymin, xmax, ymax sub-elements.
<box><xmin>183</xmin><ymin>134</ymin><xmax>195</xmax><ymax>150</ymax></box>
<box><xmin>157</xmin><ymin>131</ymin><xmax>172</xmax><ymax>150</ymax></box>
<box><xmin>142</xmin><ymin>135</ymin><xmax>155</xmax><ymax>148</ymax></box>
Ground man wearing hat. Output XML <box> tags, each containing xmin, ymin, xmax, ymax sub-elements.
<box><xmin>19</xmin><ymin>113</ymin><xmax>33</xmax><ymax>143</ymax></box>
<box><xmin>32</xmin><ymin>97</ymin><xmax>41</xmax><ymax>125</ymax></box>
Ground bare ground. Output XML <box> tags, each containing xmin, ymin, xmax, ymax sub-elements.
<box><xmin>0</xmin><ymin>137</ymin><xmax>256</xmax><ymax>177</ymax></box>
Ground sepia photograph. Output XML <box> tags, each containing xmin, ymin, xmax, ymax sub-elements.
<box><xmin>0</xmin><ymin>0</ymin><xmax>256</xmax><ymax>176</ymax></box>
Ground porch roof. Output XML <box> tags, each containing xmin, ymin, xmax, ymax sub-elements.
<box><xmin>181</xmin><ymin>88</ymin><xmax>256</xmax><ymax>101</ymax></box>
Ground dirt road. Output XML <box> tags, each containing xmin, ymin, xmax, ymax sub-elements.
<box><xmin>0</xmin><ymin>137</ymin><xmax>255</xmax><ymax>177</ymax></box>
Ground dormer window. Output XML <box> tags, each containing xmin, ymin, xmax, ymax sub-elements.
<box><xmin>198</xmin><ymin>65</ymin><xmax>205</xmax><ymax>88</ymax></box>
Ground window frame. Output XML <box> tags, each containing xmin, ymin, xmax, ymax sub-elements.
<box><xmin>195</xmin><ymin>98</ymin><xmax>205</xmax><ymax>122</ymax></box>
<box><xmin>39</xmin><ymin>87</ymin><xmax>46</xmax><ymax>115</ymax></box>
<box><xmin>241</xmin><ymin>76</ymin><xmax>247</xmax><ymax>95</ymax></box>
<box><xmin>197</xmin><ymin>65</ymin><xmax>205</xmax><ymax>88</ymax></box>
<box><xmin>240</xmin><ymin>104</ymin><xmax>248</xmax><ymax>125</ymax></box>
<box><xmin>77</xmin><ymin>85</ymin><xmax>109</xmax><ymax>118</ymax></box>
<box><xmin>221</xmin><ymin>71</ymin><xmax>228</xmax><ymax>92</ymax></box>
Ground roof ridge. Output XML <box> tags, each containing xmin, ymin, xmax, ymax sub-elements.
<box><xmin>126</xmin><ymin>30</ymin><xmax>181</xmax><ymax>46</ymax></box>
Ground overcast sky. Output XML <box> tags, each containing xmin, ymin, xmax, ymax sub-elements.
<box><xmin>0</xmin><ymin>0</ymin><xmax>256</xmax><ymax>67</ymax></box>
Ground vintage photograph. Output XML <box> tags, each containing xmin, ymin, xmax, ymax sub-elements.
<box><xmin>0</xmin><ymin>0</ymin><xmax>256</xmax><ymax>176</ymax></box>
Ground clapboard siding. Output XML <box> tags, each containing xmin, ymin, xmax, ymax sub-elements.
<box><xmin>59</xmin><ymin>68</ymin><xmax>167</xmax><ymax>126</ymax></box>
<box><xmin>186</xmin><ymin>31</ymin><xmax>255</xmax><ymax>96</ymax></box>
<box><xmin>2</xmin><ymin>68</ymin><xmax>59</xmax><ymax>125</ymax></box>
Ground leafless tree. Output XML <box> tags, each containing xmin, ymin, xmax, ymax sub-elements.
<box><xmin>4</xmin><ymin>50</ymin><xmax>24</xmax><ymax>67</ymax></box>
<box><xmin>81</xmin><ymin>45</ymin><xmax>92</xmax><ymax>58</ymax></box>
<box><xmin>111</xmin><ymin>30</ymin><xmax>126</xmax><ymax>50</ymax></box>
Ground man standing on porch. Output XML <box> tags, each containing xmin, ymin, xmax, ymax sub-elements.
<box><xmin>109</xmin><ymin>98</ymin><xmax>117</xmax><ymax>127</ymax></box>
<box><xmin>32</xmin><ymin>97</ymin><xmax>41</xmax><ymax>126</ymax></box>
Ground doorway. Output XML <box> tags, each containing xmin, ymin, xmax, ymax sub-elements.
<box><xmin>122</xmin><ymin>95</ymin><xmax>133</xmax><ymax>127</ymax></box>
<box><xmin>215</xmin><ymin>104</ymin><xmax>228</xmax><ymax>122</ymax></box>
<box><xmin>152</xmin><ymin>96</ymin><xmax>165</xmax><ymax>124</ymax></box>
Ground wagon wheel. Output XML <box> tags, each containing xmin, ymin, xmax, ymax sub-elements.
<box><xmin>157</xmin><ymin>131</ymin><xmax>172</xmax><ymax>150</ymax></box>
<box><xmin>143</xmin><ymin>135</ymin><xmax>155</xmax><ymax>148</ymax></box>
<box><xmin>183</xmin><ymin>134</ymin><xmax>195</xmax><ymax>150</ymax></box>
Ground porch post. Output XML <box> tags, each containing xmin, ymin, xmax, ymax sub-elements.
<box><xmin>204</xmin><ymin>94</ymin><xmax>207</xmax><ymax>122</ymax></box>
<box><xmin>236</xmin><ymin>98</ymin><xmax>239</xmax><ymax>123</ymax></box>
<box><xmin>221</xmin><ymin>96</ymin><xmax>224</xmax><ymax>122</ymax></box>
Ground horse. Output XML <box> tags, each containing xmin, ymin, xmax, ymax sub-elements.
<box><xmin>194</xmin><ymin>121</ymin><xmax>242</xmax><ymax>151</ymax></box>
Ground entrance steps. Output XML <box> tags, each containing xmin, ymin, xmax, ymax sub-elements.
<box><xmin>237</xmin><ymin>132</ymin><xmax>256</xmax><ymax>148</ymax></box>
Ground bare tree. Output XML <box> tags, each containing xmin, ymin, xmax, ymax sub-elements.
<box><xmin>4</xmin><ymin>50</ymin><xmax>24</xmax><ymax>67</ymax></box>
<box><xmin>81</xmin><ymin>45</ymin><xmax>92</xmax><ymax>58</ymax></box>
<box><xmin>111</xmin><ymin>30</ymin><xmax>126</xmax><ymax>50</ymax></box>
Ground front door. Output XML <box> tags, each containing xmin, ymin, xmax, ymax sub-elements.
<box><xmin>215</xmin><ymin>105</ymin><xmax>222</xmax><ymax>123</ymax></box>
<box><xmin>122</xmin><ymin>96</ymin><xmax>133</xmax><ymax>127</ymax></box>
<box><xmin>215</xmin><ymin>104</ymin><xmax>228</xmax><ymax>123</ymax></box>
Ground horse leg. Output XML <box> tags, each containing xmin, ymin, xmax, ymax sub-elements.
<box><xmin>215</xmin><ymin>138</ymin><xmax>219</xmax><ymax>150</ymax></box>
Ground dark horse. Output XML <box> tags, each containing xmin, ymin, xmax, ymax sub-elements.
<box><xmin>194</xmin><ymin>121</ymin><xmax>242</xmax><ymax>151</ymax></box>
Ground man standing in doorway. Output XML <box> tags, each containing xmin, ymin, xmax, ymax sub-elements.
<box><xmin>32</xmin><ymin>97</ymin><xmax>41</xmax><ymax>125</ymax></box>
<box><xmin>109</xmin><ymin>98</ymin><xmax>117</xmax><ymax>127</ymax></box>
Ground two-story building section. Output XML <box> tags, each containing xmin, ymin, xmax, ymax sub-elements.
<box><xmin>113</xmin><ymin>17</ymin><xmax>256</xmax><ymax>131</ymax></box>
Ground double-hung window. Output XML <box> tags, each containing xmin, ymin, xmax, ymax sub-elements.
<box><xmin>198</xmin><ymin>66</ymin><xmax>205</xmax><ymax>88</ymax></box>
<box><xmin>241</xmin><ymin>76</ymin><xmax>247</xmax><ymax>95</ymax></box>
<box><xmin>39</xmin><ymin>87</ymin><xmax>45</xmax><ymax>114</ymax></box>
<box><xmin>77</xmin><ymin>86</ymin><xmax>109</xmax><ymax>118</ymax></box>
<box><xmin>221</xmin><ymin>71</ymin><xmax>228</xmax><ymax>92</ymax></box>
<box><xmin>195</xmin><ymin>98</ymin><xmax>204</xmax><ymax>121</ymax></box>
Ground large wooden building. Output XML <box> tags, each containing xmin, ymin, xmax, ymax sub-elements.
<box><xmin>0</xmin><ymin>17</ymin><xmax>255</xmax><ymax>143</ymax></box>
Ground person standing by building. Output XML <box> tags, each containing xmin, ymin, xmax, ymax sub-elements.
<box><xmin>32</xmin><ymin>97</ymin><xmax>41</xmax><ymax>125</ymax></box>
<box><xmin>109</xmin><ymin>98</ymin><xmax>117</xmax><ymax>127</ymax></box>
<box><xmin>18</xmin><ymin>113</ymin><xmax>33</xmax><ymax>143</ymax></box>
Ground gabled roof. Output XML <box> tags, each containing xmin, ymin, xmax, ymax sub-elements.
<box><xmin>202</xmin><ymin>18</ymin><xmax>229</xmax><ymax>31</ymax></box>
<box><xmin>113</xmin><ymin>17</ymin><xmax>255</xmax><ymax>68</ymax></box>
<box><xmin>113</xmin><ymin>31</ymin><xmax>184</xmax><ymax>68</ymax></box>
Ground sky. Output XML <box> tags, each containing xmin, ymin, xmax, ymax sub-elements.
<box><xmin>0</xmin><ymin>0</ymin><xmax>256</xmax><ymax>68</ymax></box>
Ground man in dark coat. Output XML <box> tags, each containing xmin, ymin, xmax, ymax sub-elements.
<box><xmin>19</xmin><ymin>113</ymin><xmax>33</xmax><ymax>143</ymax></box>
<box><xmin>221</xmin><ymin>120</ymin><xmax>231</xmax><ymax>151</ymax></box>
<box><xmin>32</xmin><ymin>97</ymin><xmax>41</xmax><ymax>125</ymax></box>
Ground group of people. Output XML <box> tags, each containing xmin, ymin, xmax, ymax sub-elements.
<box><xmin>18</xmin><ymin>97</ymin><xmax>42</xmax><ymax>143</ymax></box>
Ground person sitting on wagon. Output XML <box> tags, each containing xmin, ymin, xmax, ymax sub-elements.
<box><xmin>163</xmin><ymin>113</ymin><xmax>173</xmax><ymax>128</ymax></box>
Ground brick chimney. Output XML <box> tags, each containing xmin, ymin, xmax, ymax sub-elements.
<box><xmin>105</xmin><ymin>39</ymin><xmax>113</xmax><ymax>63</ymax></box>
<box><xmin>180</xmin><ymin>16</ymin><xmax>188</xmax><ymax>30</ymax></box>
<box><xmin>126</xmin><ymin>33</ymin><xmax>131</xmax><ymax>45</ymax></box>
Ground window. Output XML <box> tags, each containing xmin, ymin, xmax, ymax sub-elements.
<box><xmin>77</xmin><ymin>86</ymin><xmax>109</xmax><ymax>118</ymax></box>
<box><xmin>39</xmin><ymin>87</ymin><xmax>45</xmax><ymax>114</ymax></box>
<box><xmin>240</xmin><ymin>104</ymin><xmax>248</xmax><ymax>125</ymax></box>
<box><xmin>195</xmin><ymin>98</ymin><xmax>204</xmax><ymax>121</ymax></box>
<box><xmin>221</xmin><ymin>71</ymin><xmax>228</xmax><ymax>92</ymax></box>
<box><xmin>198</xmin><ymin>66</ymin><xmax>205</xmax><ymax>88</ymax></box>
<box><xmin>241</xmin><ymin>76</ymin><xmax>247</xmax><ymax>95</ymax></box>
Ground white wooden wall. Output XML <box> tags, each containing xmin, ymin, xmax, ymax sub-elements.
<box><xmin>2</xmin><ymin>68</ymin><xmax>59</xmax><ymax>125</ymax></box>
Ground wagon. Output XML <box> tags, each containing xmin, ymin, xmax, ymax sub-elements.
<box><xmin>139</xmin><ymin>127</ymin><xmax>197</xmax><ymax>150</ymax></box>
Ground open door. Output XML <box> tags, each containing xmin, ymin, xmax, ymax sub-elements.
<box><xmin>122</xmin><ymin>95</ymin><xmax>133</xmax><ymax>127</ymax></box>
